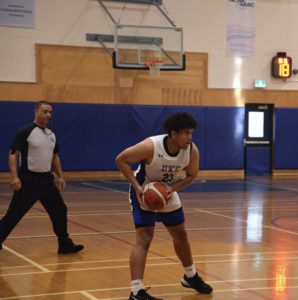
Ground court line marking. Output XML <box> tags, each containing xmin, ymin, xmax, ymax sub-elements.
<box><xmin>2</xmin><ymin>255</ymin><xmax>298</xmax><ymax>276</ymax></box>
<box><xmin>0</xmin><ymin>257</ymin><xmax>296</xmax><ymax>275</ymax></box>
<box><xmin>2</xmin><ymin>249</ymin><xmax>298</xmax><ymax>270</ymax></box>
<box><xmin>0</xmin><ymin>282</ymin><xmax>298</xmax><ymax>300</ymax></box>
<box><xmin>98</xmin><ymin>180</ymin><xmax>129</xmax><ymax>185</ymax></box>
<box><xmin>61</xmin><ymin>196</ymin><xmax>298</xmax><ymax>204</ymax></box>
<box><xmin>0</xmin><ymin>225</ymin><xmax>275</xmax><ymax>241</ymax></box>
<box><xmin>99</xmin><ymin>285</ymin><xmax>298</xmax><ymax>300</ymax></box>
<box><xmin>39</xmin><ymin>249</ymin><xmax>298</xmax><ymax>265</ymax></box>
<box><xmin>3</xmin><ymin>196</ymin><xmax>298</xmax><ymax>209</ymax></box>
<box><xmin>2</xmin><ymin>250</ymin><xmax>298</xmax><ymax>273</ymax></box>
<box><xmin>0</xmin><ymin>202</ymin><xmax>130</xmax><ymax>209</ymax></box>
<box><xmin>0</xmin><ymin>251</ymin><xmax>298</xmax><ymax>276</ymax></box>
<box><xmin>2</xmin><ymin>245</ymin><xmax>49</xmax><ymax>272</ymax></box>
<box><xmin>82</xmin><ymin>182</ymin><xmax>128</xmax><ymax>194</ymax></box>
<box><xmin>4</xmin><ymin>204</ymin><xmax>294</xmax><ymax>214</ymax></box>
<box><xmin>0</xmin><ymin>179</ymin><xmax>295</xmax><ymax>195</ymax></box>
<box><xmin>4</xmin><ymin>217</ymin><xmax>298</xmax><ymax>240</ymax></box>
<box><xmin>7</xmin><ymin>205</ymin><xmax>298</xmax><ymax>219</ymax></box>
<box><xmin>16</xmin><ymin>211</ymin><xmax>132</xmax><ymax>218</ymax></box>
<box><xmin>80</xmin><ymin>291</ymin><xmax>99</xmax><ymax>300</ymax></box>
<box><xmin>195</xmin><ymin>209</ymin><xmax>298</xmax><ymax>236</ymax></box>
<box><xmin>0</xmin><ymin>265</ymin><xmax>33</xmax><ymax>270</ymax></box>
<box><xmin>64</xmin><ymin>198</ymin><xmax>298</xmax><ymax>204</ymax></box>
<box><xmin>82</xmin><ymin>178</ymin><xmax>296</xmax><ymax>194</ymax></box>
<box><xmin>242</xmin><ymin>179</ymin><xmax>298</xmax><ymax>193</ymax></box>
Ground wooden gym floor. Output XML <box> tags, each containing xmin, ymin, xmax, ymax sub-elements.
<box><xmin>0</xmin><ymin>177</ymin><xmax>298</xmax><ymax>299</ymax></box>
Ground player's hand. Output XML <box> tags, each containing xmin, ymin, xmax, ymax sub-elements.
<box><xmin>56</xmin><ymin>177</ymin><xmax>66</xmax><ymax>191</ymax></box>
<box><xmin>165</xmin><ymin>184</ymin><xmax>173</xmax><ymax>201</ymax></box>
<box><xmin>135</xmin><ymin>184</ymin><xmax>145</xmax><ymax>207</ymax></box>
<box><xmin>10</xmin><ymin>176</ymin><xmax>21</xmax><ymax>191</ymax></box>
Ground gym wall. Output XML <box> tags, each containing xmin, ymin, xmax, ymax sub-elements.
<box><xmin>1</xmin><ymin>101</ymin><xmax>298</xmax><ymax>173</ymax></box>
<box><xmin>2</xmin><ymin>1</ymin><xmax>298</xmax><ymax>176</ymax></box>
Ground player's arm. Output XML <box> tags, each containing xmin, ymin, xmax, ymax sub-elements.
<box><xmin>8</xmin><ymin>150</ymin><xmax>21</xmax><ymax>191</ymax></box>
<box><xmin>115</xmin><ymin>138</ymin><xmax>154</xmax><ymax>201</ymax></box>
<box><xmin>52</xmin><ymin>154</ymin><xmax>66</xmax><ymax>190</ymax></box>
<box><xmin>169</xmin><ymin>143</ymin><xmax>199</xmax><ymax>192</ymax></box>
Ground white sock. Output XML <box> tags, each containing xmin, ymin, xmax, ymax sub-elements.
<box><xmin>184</xmin><ymin>264</ymin><xmax>196</xmax><ymax>278</ymax></box>
<box><xmin>131</xmin><ymin>279</ymin><xmax>144</xmax><ymax>296</ymax></box>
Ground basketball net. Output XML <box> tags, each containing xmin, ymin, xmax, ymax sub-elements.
<box><xmin>145</xmin><ymin>59</ymin><xmax>164</xmax><ymax>76</ymax></box>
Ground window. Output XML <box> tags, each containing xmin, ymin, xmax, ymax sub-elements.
<box><xmin>248</xmin><ymin>111</ymin><xmax>264</xmax><ymax>138</ymax></box>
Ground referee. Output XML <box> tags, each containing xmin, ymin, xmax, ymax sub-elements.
<box><xmin>0</xmin><ymin>101</ymin><xmax>84</xmax><ymax>254</ymax></box>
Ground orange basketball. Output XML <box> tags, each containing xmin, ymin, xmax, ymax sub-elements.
<box><xmin>142</xmin><ymin>182</ymin><xmax>169</xmax><ymax>210</ymax></box>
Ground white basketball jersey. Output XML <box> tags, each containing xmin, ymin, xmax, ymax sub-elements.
<box><xmin>135</xmin><ymin>134</ymin><xmax>191</xmax><ymax>212</ymax></box>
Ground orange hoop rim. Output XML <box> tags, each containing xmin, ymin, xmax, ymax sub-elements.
<box><xmin>144</xmin><ymin>59</ymin><xmax>164</xmax><ymax>67</ymax></box>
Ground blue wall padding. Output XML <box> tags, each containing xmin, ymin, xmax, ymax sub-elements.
<box><xmin>246</xmin><ymin>147</ymin><xmax>271</xmax><ymax>176</ymax></box>
<box><xmin>205</xmin><ymin>107</ymin><xmax>245</xmax><ymax>169</ymax></box>
<box><xmin>0</xmin><ymin>101</ymin><xmax>35</xmax><ymax>171</ymax></box>
<box><xmin>127</xmin><ymin>105</ymin><xmax>166</xmax><ymax>145</ymax></box>
<box><xmin>275</xmin><ymin>108</ymin><xmax>298</xmax><ymax>169</ymax></box>
<box><xmin>51</xmin><ymin>103</ymin><xmax>88</xmax><ymax>170</ymax></box>
<box><xmin>0</xmin><ymin>101</ymin><xmax>244</xmax><ymax>171</ymax></box>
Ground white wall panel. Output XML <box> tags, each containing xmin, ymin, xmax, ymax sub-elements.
<box><xmin>1</xmin><ymin>0</ymin><xmax>298</xmax><ymax>90</ymax></box>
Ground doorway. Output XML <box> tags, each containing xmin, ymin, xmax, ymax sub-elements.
<box><xmin>244</xmin><ymin>104</ymin><xmax>274</xmax><ymax>176</ymax></box>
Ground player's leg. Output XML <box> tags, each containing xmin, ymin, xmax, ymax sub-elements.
<box><xmin>0</xmin><ymin>184</ymin><xmax>38</xmax><ymax>247</ymax></box>
<box><xmin>130</xmin><ymin>226</ymin><xmax>155</xmax><ymax>280</ymax></box>
<box><xmin>163</xmin><ymin>208</ymin><xmax>213</xmax><ymax>295</ymax></box>
<box><xmin>39</xmin><ymin>182</ymin><xmax>83</xmax><ymax>254</ymax></box>
<box><xmin>166</xmin><ymin>222</ymin><xmax>193</xmax><ymax>266</ymax></box>
<box><xmin>159</xmin><ymin>208</ymin><xmax>192</xmax><ymax>266</ymax></box>
<box><xmin>129</xmin><ymin>187</ymin><xmax>162</xmax><ymax>300</ymax></box>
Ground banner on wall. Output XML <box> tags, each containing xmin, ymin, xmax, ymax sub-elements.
<box><xmin>0</xmin><ymin>0</ymin><xmax>35</xmax><ymax>28</ymax></box>
<box><xmin>227</xmin><ymin>0</ymin><xmax>256</xmax><ymax>57</ymax></box>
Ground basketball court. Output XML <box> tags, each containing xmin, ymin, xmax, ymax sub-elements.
<box><xmin>1</xmin><ymin>1</ymin><xmax>298</xmax><ymax>299</ymax></box>
<box><xmin>1</xmin><ymin>176</ymin><xmax>298</xmax><ymax>299</ymax></box>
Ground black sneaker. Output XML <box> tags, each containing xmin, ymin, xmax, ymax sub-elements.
<box><xmin>58</xmin><ymin>238</ymin><xmax>84</xmax><ymax>254</ymax></box>
<box><xmin>181</xmin><ymin>273</ymin><xmax>213</xmax><ymax>294</ymax></box>
<box><xmin>128</xmin><ymin>289</ymin><xmax>162</xmax><ymax>300</ymax></box>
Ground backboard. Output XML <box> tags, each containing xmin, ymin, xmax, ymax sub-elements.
<box><xmin>113</xmin><ymin>24</ymin><xmax>185</xmax><ymax>70</ymax></box>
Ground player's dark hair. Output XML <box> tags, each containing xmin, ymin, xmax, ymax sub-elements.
<box><xmin>163</xmin><ymin>112</ymin><xmax>197</xmax><ymax>134</ymax></box>
<box><xmin>35</xmin><ymin>101</ymin><xmax>51</xmax><ymax>110</ymax></box>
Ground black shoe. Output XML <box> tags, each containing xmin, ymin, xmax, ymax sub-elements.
<box><xmin>181</xmin><ymin>273</ymin><xmax>213</xmax><ymax>294</ymax></box>
<box><xmin>58</xmin><ymin>238</ymin><xmax>84</xmax><ymax>254</ymax></box>
<box><xmin>128</xmin><ymin>289</ymin><xmax>162</xmax><ymax>300</ymax></box>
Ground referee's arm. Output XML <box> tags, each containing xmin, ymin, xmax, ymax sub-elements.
<box><xmin>8</xmin><ymin>150</ymin><xmax>21</xmax><ymax>191</ymax></box>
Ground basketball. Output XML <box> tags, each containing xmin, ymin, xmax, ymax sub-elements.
<box><xmin>142</xmin><ymin>182</ymin><xmax>169</xmax><ymax>210</ymax></box>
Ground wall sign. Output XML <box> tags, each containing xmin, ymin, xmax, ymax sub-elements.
<box><xmin>0</xmin><ymin>0</ymin><xmax>35</xmax><ymax>28</ymax></box>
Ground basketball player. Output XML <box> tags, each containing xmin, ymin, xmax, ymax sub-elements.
<box><xmin>115</xmin><ymin>112</ymin><xmax>213</xmax><ymax>300</ymax></box>
<box><xmin>0</xmin><ymin>101</ymin><xmax>84</xmax><ymax>254</ymax></box>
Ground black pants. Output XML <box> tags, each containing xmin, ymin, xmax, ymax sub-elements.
<box><xmin>0</xmin><ymin>180</ymin><xmax>69</xmax><ymax>244</ymax></box>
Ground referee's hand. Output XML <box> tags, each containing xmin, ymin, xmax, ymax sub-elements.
<box><xmin>10</xmin><ymin>176</ymin><xmax>21</xmax><ymax>191</ymax></box>
<box><xmin>56</xmin><ymin>177</ymin><xmax>66</xmax><ymax>191</ymax></box>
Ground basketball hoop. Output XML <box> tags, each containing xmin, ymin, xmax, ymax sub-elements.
<box><xmin>145</xmin><ymin>59</ymin><xmax>164</xmax><ymax>76</ymax></box>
